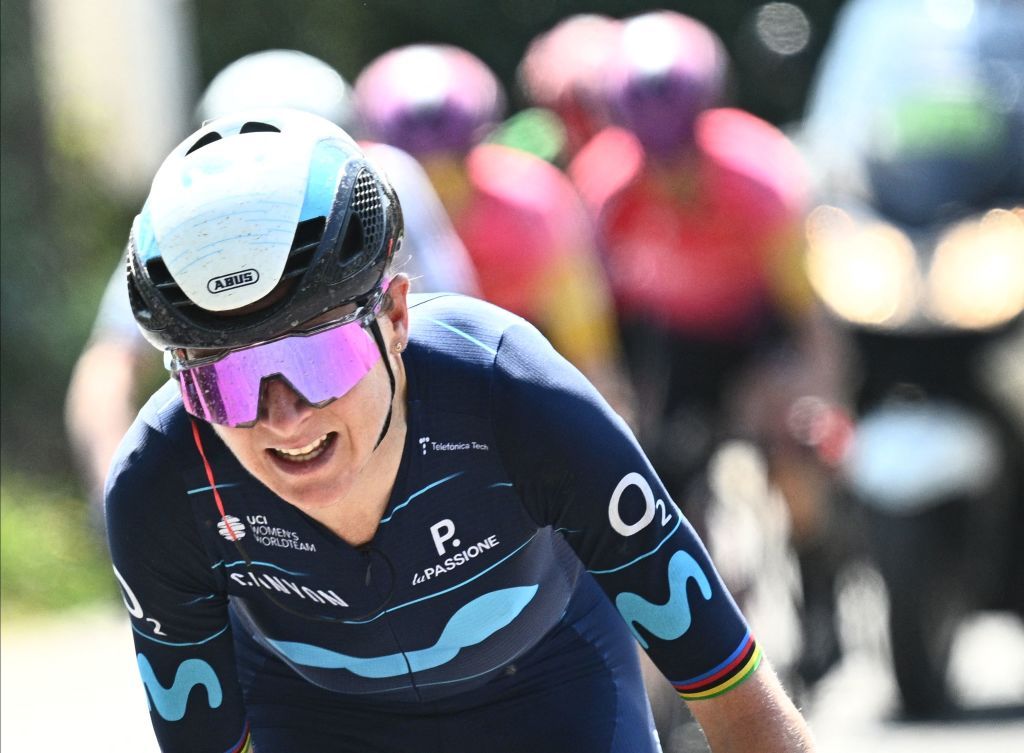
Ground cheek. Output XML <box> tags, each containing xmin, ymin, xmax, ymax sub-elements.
<box><xmin>330</xmin><ymin>365</ymin><xmax>393</xmax><ymax>433</ymax></box>
<box><xmin>212</xmin><ymin>425</ymin><xmax>260</xmax><ymax>465</ymax></box>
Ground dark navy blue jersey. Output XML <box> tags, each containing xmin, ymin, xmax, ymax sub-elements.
<box><xmin>105</xmin><ymin>293</ymin><xmax>760</xmax><ymax>753</ymax></box>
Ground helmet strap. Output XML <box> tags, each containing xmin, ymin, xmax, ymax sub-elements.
<box><xmin>368</xmin><ymin>317</ymin><xmax>396</xmax><ymax>451</ymax></box>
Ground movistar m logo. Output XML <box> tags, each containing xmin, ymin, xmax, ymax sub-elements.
<box><xmin>615</xmin><ymin>549</ymin><xmax>713</xmax><ymax>648</ymax></box>
<box><xmin>208</xmin><ymin>269</ymin><xmax>259</xmax><ymax>294</ymax></box>
<box><xmin>137</xmin><ymin>654</ymin><xmax>223</xmax><ymax>722</ymax></box>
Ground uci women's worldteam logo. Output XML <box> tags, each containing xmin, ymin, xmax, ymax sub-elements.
<box><xmin>207</xmin><ymin>268</ymin><xmax>259</xmax><ymax>294</ymax></box>
<box><xmin>217</xmin><ymin>515</ymin><xmax>246</xmax><ymax>540</ymax></box>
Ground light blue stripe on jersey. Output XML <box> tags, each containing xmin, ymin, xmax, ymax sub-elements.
<box><xmin>188</xmin><ymin>482</ymin><xmax>242</xmax><ymax>495</ymax></box>
<box><xmin>132</xmin><ymin>622</ymin><xmax>229</xmax><ymax>647</ymax></box>
<box><xmin>380</xmin><ymin>472</ymin><xmax>463</xmax><ymax>524</ymax></box>
<box><xmin>427</xmin><ymin>318</ymin><xmax>498</xmax><ymax>355</ymax></box>
<box><xmin>343</xmin><ymin>532</ymin><xmax>538</xmax><ymax>625</ymax></box>
<box><xmin>269</xmin><ymin>585</ymin><xmax>538</xmax><ymax>678</ymax></box>
<box><xmin>221</xmin><ymin>560</ymin><xmax>307</xmax><ymax>577</ymax></box>
<box><xmin>586</xmin><ymin>514</ymin><xmax>683</xmax><ymax>575</ymax></box>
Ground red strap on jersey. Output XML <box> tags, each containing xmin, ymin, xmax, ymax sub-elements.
<box><xmin>189</xmin><ymin>419</ymin><xmax>238</xmax><ymax>542</ymax></box>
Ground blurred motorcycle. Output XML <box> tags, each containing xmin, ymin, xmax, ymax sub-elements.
<box><xmin>805</xmin><ymin>200</ymin><xmax>1024</xmax><ymax>717</ymax></box>
<box><xmin>796</xmin><ymin>0</ymin><xmax>1024</xmax><ymax>714</ymax></box>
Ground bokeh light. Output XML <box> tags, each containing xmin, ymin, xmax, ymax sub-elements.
<box><xmin>755</xmin><ymin>2</ymin><xmax>811</xmax><ymax>57</ymax></box>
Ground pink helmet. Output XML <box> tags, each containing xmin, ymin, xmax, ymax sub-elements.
<box><xmin>517</xmin><ymin>14</ymin><xmax>622</xmax><ymax>155</ymax></box>
<box><xmin>355</xmin><ymin>44</ymin><xmax>505</xmax><ymax>158</ymax></box>
<box><xmin>604</xmin><ymin>11</ymin><xmax>728</xmax><ymax>157</ymax></box>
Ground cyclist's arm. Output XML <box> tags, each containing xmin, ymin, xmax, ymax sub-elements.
<box><xmin>492</xmin><ymin>322</ymin><xmax>814</xmax><ymax>750</ymax></box>
<box><xmin>106</xmin><ymin>418</ymin><xmax>251</xmax><ymax>752</ymax></box>
<box><xmin>66</xmin><ymin>259</ymin><xmax>150</xmax><ymax>510</ymax></box>
<box><xmin>688</xmin><ymin>661</ymin><xmax>815</xmax><ymax>752</ymax></box>
<box><xmin>66</xmin><ymin>338</ymin><xmax>142</xmax><ymax>508</ymax></box>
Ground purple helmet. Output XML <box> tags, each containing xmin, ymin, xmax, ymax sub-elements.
<box><xmin>354</xmin><ymin>44</ymin><xmax>505</xmax><ymax>158</ymax></box>
<box><xmin>517</xmin><ymin>14</ymin><xmax>622</xmax><ymax>155</ymax></box>
<box><xmin>604</xmin><ymin>11</ymin><xmax>729</xmax><ymax>157</ymax></box>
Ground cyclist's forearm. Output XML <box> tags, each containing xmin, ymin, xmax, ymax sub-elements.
<box><xmin>687</xmin><ymin>660</ymin><xmax>816</xmax><ymax>753</ymax></box>
<box><xmin>65</xmin><ymin>340</ymin><xmax>139</xmax><ymax>498</ymax></box>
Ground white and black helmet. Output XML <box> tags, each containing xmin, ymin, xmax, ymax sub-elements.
<box><xmin>127</xmin><ymin>108</ymin><xmax>403</xmax><ymax>351</ymax></box>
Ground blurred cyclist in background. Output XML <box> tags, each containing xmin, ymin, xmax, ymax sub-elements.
<box><xmin>355</xmin><ymin>44</ymin><xmax>633</xmax><ymax>413</ymax></box>
<box><xmin>510</xmin><ymin>13</ymin><xmax>622</xmax><ymax>166</ymax></box>
<box><xmin>65</xmin><ymin>49</ymin><xmax>479</xmax><ymax>515</ymax></box>
<box><xmin>570</xmin><ymin>10</ymin><xmax>849</xmax><ymax>691</ymax></box>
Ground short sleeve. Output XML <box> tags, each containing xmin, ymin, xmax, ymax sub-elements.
<box><xmin>492</xmin><ymin>322</ymin><xmax>761</xmax><ymax>700</ymax></box>
<box><xmin>105</xmin><ymin>416</ymin><xmax>251</xmax><ymax>750</ymax></box>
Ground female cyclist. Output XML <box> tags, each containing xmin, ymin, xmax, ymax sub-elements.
<box><xmin>106</xmin><ymin>108</ymin><xmax>814</xmax><ymax>753</ymax></box>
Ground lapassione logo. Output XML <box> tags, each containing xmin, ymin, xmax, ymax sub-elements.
<box><xmin>411</xmin><ymin>518</ymin><xmax>500</xmax><ymax>586</ymax></box>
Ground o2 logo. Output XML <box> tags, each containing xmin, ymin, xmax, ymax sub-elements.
<box><xmin>113</xmin><ymin>565</ymin><xmax>167</xmax><ymax>636</ymax></box>
<box><xmin>607</xmin><ymin>472</ymin><xmax>677</xmax><ymax>537</ymax></box>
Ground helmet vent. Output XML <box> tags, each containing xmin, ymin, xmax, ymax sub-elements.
<box><xmin>185</xmin><ymin>131</ymin><xmax>223</xmax><ymax>155</ymax></box>
<box><xmin>239</xmin><ymin>121</ymin><xmax>281</xmax><ymax>134</ymax></box>
<box><xmin>349</xmin><ymin>169</ymin><xmax>383</xmax><ymax>262</ymax></box>
<box><xmin>282</xmin><ymin>216</ymin><xmax>326</xmax><ymax>280</ymax></box>
<box><xmin>339</xmin><ymin>213</ymin><xmax>364</xmax><ymax>260</ymax></box>
<box><xmin>145</xmin><ymin>258</ymin><xmax>194</xmax><ymax>309</ymax></box>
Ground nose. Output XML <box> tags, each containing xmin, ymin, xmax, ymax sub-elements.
<box><xmin>258</xmin><ymin>377</ymin><xmax>315</xmax><ymax>434</ymax></box>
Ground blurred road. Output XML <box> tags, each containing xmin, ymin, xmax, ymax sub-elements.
<box><xmin>2</xmin><ymin>595</ymin><xmax>1022</xmax><ymax>752</ymax></box>
<box><xmin>1</xmin><ymin>608</ymin><xmax>157</xmax><ymax>751</ymax></box>
<box><xmin>801</xmin><ymin>563</ymin><xmax>1024</xmax><ymax>753</ymax></box>
<box><xmin>806</xmin><ymin>615</ymin><xmax>1024</xmax><ymax>752</ymax></box>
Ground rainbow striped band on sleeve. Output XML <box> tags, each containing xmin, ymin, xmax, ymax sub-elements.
<box><xmin>671</xmin><ymin>632</ymin><xmax>762</xmax><ymax>700</ymax></box>
<box><xmin>223</xmin><ymin>722</ymin><xmax>252</xmax><ymax>753</ymax></box>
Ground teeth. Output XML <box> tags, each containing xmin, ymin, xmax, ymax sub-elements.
<box><xmin>274</xmin><ymin>434</ymin><xmax>330</xmax><ymax>461</ymax></box>
<box><xmin>279</xmin><ymin>435</ymin><xmax>327</xmax><ymax>456</ymax></box>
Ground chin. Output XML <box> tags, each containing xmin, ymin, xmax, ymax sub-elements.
<box><xmin>269</xmin><ymin>472</ymin><xmax>351</xmax><ymax>511</ymax></box>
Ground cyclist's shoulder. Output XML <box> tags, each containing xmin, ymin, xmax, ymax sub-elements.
<box><xmin>408</xmin><ymin>293</ymin><xmax>526</xmax><ymax>351</ymax></box>
<box><xmin>569</xmin><ymin>126</ymin><xmax>646</xmax><ymax>215</ymax></box>
<box><xmin>105</xmin><ymin>381</ymin><xmax>194</xmax><ymax>494</ymax></box>
<box><xmin>406</xmin><ymin>293</ymin><xmax>567</xmax><ymax>398</ymax></box>
<box><xmin>465</xmin><ymin>143</ymin><xmax>580</xmax><ymax>216</ymax></box>
<box><xmin>696</xmin><ymin>108</ymin><xmax>808</xmax><ymax>209</ymax></box>
<box><xmin>103</xmin><ymin>383</ymin><xmax>209</xmax><ymax>552</ymax></box>
<box><xmin>696</xmin><ymin>107</ymin><xmax>794</xmax><ymax>151</ymax></box>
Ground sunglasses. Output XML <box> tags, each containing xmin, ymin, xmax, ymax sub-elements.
<box><xmin>171</xmin><ymin>294</ymin><xmax>390</xmax><ymax>427</ymax></box>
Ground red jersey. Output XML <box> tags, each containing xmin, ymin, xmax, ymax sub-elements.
<box><xmin>571</xmin><ymin>108</ymin><xmax>808</xmax><ymax>340</ymax></box>
<box><xmin>454</xmin><ymin>143</ymin><xmax>620</xmax><ymax>370</ymax></box>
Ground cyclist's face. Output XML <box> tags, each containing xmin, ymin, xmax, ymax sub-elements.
<box><xmin>211</xmin><ymin>277</ymin><xmax>410</xmax><ymax>513</ymax></box>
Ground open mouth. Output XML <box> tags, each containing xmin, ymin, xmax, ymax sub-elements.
<box><xmin>269</xmin><ymin>432</ymin><xmax>337</xmax><ymax>464</ymax></box>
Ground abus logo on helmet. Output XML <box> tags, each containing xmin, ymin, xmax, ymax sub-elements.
<box><xmin>207</xmin><ymin>269</ymin><xmax>259</xmax><ymax>294</ymax></box>
<box><xmin>217</xmin><ymin>515</ymin><xmax>246</xmax><ymax>541</ymax></box>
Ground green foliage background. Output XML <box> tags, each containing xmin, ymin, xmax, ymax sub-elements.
<box><xmin>0</xmin><ymin>0</ymin><xmax>845</xmax><ymax>616</ymax></box>
<box><xmin>1</xmin><ymin>471</ymin><xmax>120</xmax><ymax>619</ymax></box>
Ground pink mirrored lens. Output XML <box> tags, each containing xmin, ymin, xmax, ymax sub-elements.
<box><xmin>177</xmin><ymin>320</ymin><xmax>381</xmax><ymax>426</ymax></box>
